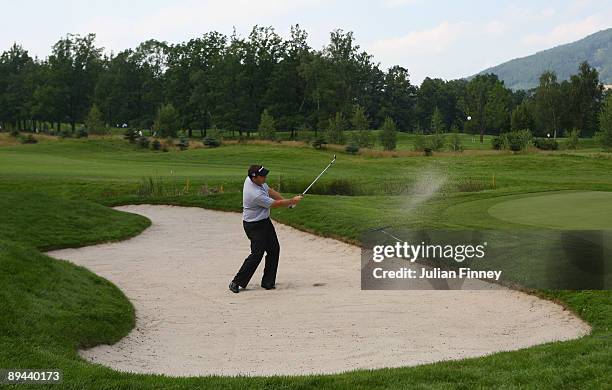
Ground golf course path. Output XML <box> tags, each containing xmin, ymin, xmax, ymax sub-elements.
<box><xmin>47</xmin><ymin>205</ymin><xmax>590</xmax><ymax>376</ymax></box>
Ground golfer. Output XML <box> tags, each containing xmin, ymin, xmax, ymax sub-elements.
<box><xmin>229</xmin><ymin>165</ymin><xmax>302</xmax><ymax>293</ymax></box>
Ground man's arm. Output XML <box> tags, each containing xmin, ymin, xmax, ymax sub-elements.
<box><xmin>271</xmin><ymin>195</ymin><xmax>303</xmax><ymax>208</ymax></box>
<box><xmin>268</xmin><ymin>187</ymin><xmax>283</xmax><ymax>201</ymax></box>
<box><xmin>254</xmin><ymin>193</ymin><xmax>303</xmax><ymax>209</ymax></box>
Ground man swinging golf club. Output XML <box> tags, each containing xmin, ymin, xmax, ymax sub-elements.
<box><xmin>229</xmin><ymin>165</ymin><xmax>303</xmax><ymax>293</ymax></box>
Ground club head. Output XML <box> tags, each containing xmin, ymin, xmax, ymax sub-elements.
<box><xmin>331</xmin><ymin>154</ymin><xmax>337</xmax><ymax>164</ymax></box>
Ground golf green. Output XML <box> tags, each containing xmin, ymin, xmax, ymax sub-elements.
<box><xmin>487</xmin><ymin>191</ymin><xmax>612</xmax><ymax>229</ymax></box>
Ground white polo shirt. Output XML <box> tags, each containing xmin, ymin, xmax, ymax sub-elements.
<box><xmin>242</xmin><ymin>176</ymin><xmax>274</xmax><ymax>222</ymax></box>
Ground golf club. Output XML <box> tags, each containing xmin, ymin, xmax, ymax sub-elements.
<box><xmin>289</xmin><ymin>154</ymin><xmax>336</xmax><ymax>209</ymax></box>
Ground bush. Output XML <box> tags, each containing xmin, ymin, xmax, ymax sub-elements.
<box><xmin>153</xmin><ymin>103</ymin><xmax>180</xmax><ymax>138</ymax></box>
<box><xmin>124</xmin><ymin>129</ymin><xmax>138</xmax><ymax>143</ymax></box>
<box><xmin>258</xmin><ymin>109</ymin><xmax>276</xmax><ymax>140</ymax></box>
<box><xmin>380</xmin><ymin>117</ymin><xmax>397</xmax><ymax>151</ymax></box>
<box><xmin>430</xmin><ymin>133</ymin><xmax>445</xmax><ymax>151</ymax></box>
<box><xmin>151</xmin><ymin>139</ymin><xmax>162</xmax><ymax>151</ymax></box>
<box><xmin>19</xmin><ymin>134</ymin><xmax>38</xmax><ymax>144</ymax></box>
<box><xmin>413</xmin><ymin>135</ymin><xmax>427</xmax><ymax>151</ymax></box>
<box><xmin>85</xmin><ymin>104</ymin><xmax>106</xmax><ymax>135</ymax></box>
<box><xmin>597</xmin><ymin>94</ymin><xmax>612</xmax><ymax>149</ymax></box>
<box><xmin>59</xmin><ymin>130</ymin><xmax>72</xmax><ymax>139</ymax></box>
<box><xmin>326</xmin><ymin>112</ymin><xmax>346</xmax><ymax>144</ymax></box>
<box><xmin>76</xmin><ymin>128</ymin><xmax>88</xmax><ymax>138</ymax></box>
<box><xmin>498</xmin><ymin>129</ymin><xmax>533</xmax><ymax>152</ymax></box>
<box><xmin>9</xmin><ymin>129</ymin><xmax>20</xmax><ymax>137</ymax></box>
<box><xmin>534</xmin><ymin>137</ymin><xmax>559</xmax><ymax>150</ymax></box>
<box><xmin>491</xmin><ymin>137</ymin><xmax>503</xmax><ymax>150</ymax></box>
<box><xmin>137</xmin><ymin>136</ymin><xmax>150</xmax><ymax>149</ymax></box>
<box><xmin>565</xmin><ymin>128</ymin><xmax>580</xmax><ymax>150</ymax></box>
<box><xmin>312</xmin><ymin>136</ymin><xmax>327</xmax><ymax>150</ymax></box>
<box><xmin>176</xmin><ymin>137</ymin><xmax>189</xmax><ymax>151</ymax></box>
<box><xmin>352</xmin><ymin>130</ymin><xmax>374</xmax><ymax>148</ymax></box>
<box><xmin>203</xmin><ymin>136</ymin><xmax>221</xmax><ymax>147</ymax></box>
<box><xmin>345</xmin><ymin>143</ymin><xmax>359</xmax><ymax>154</ymax></box>
<box><xmin>413</xmin><ymin>134</ymin><xmax>445</xmax><ymax>152</ymax></box>
<box><xmin>449</xmin><ymin>131</ymin><xmax>463</xmax><ymax>152</ymax></box>
<box><xmin>423</xmin><ymin>147</ymin><xmax>433</xmax><ymax>156</ymax></box>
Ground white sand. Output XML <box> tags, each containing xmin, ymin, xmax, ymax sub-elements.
<box><xmin>47</xmin><ymin>205</ymin><xmax>590</xmax><ymax>377</ymax></box>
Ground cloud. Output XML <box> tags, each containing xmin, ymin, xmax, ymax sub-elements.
<box><xmin>369</xmin><ymin>21</ymin><xmax>467</xmax><ymax>56</ymax></box>
<box><xmin>484</xmin><ymin>20</ymin><xmax>508</xmax><ymax>34</ymax></box>
<box><xmin>522</xmin><ymin>14</ymin><xmax>610</xmax><ymax>49</ymax></box>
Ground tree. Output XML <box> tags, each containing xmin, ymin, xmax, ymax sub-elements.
<box><xmin>0</xmin><ymin>44</ymin><xmax>36</xmax><ymax>131</ymax></box>
<box><xmin>153</xmin><ymin>103</ymin><xmax>180</xmax><ymax>138</ymax></box>
<box><xmin>533</xmin><ymin>71</ymin><xmax>561</xmax><ymax>138</ymax></box>
<box><xmin>351</xmin><ymin>104</ymin><xmax>369</xmax><ymax>130</ymax></box>
<box><xmin>258</xmin><ymin>109</ymin><xmax>276</xmax><ymax>140</ymax></box>
<box><xmin>326</xmin><ymin>112</ymin><xmax>345</xmax><ymax>144</ymax></box>
<box><xmin>596</xmin><ymin>94</ymin><xmax>612</xmax><ymax>148</ymax></box>
<box><xmin>430</xmin><ymin>107</ymin><xmax>446</xmax><ymax>134</ymax></box>
<box><xmin>85</xmin><ymin>104</ymin><xmax>105</xmax><ymax>134</ymax></box>
<box><xmin>379</xmin><ymin>116</ymin><xmax>397</xmax><ymax>151</ymax></box>
<box><xmin>511</xmin><ymin>102</ymin><xmax>535</xmax><ymax>132</ymax></box>
<box><xmin>464</xmin><ymin>74</ymin><xmax>501</xmax><ymax>143</ymax></box>
<box><xmin>567</xmin><ymin>62</ymin><xmax>604</xmax><ymax>137</ymax></box>
<box><xmin>350</xmin><ymin>104</ymin><xmax>373</xmax><ymax>147</ymax></box>
<box><xmin>485</xmin><ymin>82</ymin><xmax>511</xmax><ymax>134</ymax></box>
<box><xmin>380</xmin><ymin>66</ymin><xmax>416</xmax><ymax>131</ymax></box>
<box><xmin>47</xmin><ymin>34</ymin><xmax>103</xmax><ymax>132</ymax></box>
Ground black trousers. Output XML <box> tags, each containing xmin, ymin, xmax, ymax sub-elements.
<box><xmin>233</xmin><ymin>218</ymin><xmax>280</xmax><ymax>288</ymax></box>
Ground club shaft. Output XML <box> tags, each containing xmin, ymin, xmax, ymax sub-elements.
<box><xmin>302</xmin><ymin>161</ymin><xmax>334</xmax><ymax>195</ymax></box>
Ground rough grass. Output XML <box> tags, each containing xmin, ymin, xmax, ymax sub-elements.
<box><xmin>0</xmin><ymin>139</ymin><xmax>611</xmax><ymax>389</ymax></box>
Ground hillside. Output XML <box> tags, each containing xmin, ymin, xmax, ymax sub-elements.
<box><xmin>474</xmin><ymin>28</ymin><xmax>612</xmax><ymax>90</ymax></box>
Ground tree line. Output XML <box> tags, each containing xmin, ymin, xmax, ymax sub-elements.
<box><xmin>0</xmin><ymin>26</ymin><xmax>609</xmax><ymax>141</ymax></box>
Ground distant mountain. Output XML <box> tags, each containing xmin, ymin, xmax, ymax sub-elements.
<box><xmin>473</xmin><ymin>28</ymin><xmax>612</xmax><ymax>90</ymax></box>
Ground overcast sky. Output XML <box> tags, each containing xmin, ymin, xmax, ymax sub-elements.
<box><xmin>1</xmin><ymin>0</ymin><xmax>611</xmax><ymax>84</ymax></box>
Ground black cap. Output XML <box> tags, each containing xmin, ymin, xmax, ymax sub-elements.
<box><xmin>248</xmin><ymin>165</ymin><xmax>269</xmax><ymax>178</ymax></box>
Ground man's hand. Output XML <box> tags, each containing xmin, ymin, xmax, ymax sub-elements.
<box><xmin>290</xmin><ymin>195</ymin><xmax>304</xmax><ymax>205</ymax></box>
<box><xmin>271</xmin><ymin>195</ymin><xmax>303</xmax><ymax>208</ymax></box>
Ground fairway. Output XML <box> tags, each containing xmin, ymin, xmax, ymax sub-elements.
<box><xmin>488</xmin><ymin>191</ymin><xmax>612</xmax><ymax>230</ymax></box>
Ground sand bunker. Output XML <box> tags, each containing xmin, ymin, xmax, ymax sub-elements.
<box><xmin>47</xmin><ymin>205</ymin><xmax>590</xmax><ymax>376</ymax></box>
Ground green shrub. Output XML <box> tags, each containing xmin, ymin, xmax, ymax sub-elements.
<box><xmin>423</xmin><ymin>147</ymin><xmax>433</xmax><ymax>157</ymax></box>
<box><xmin>413</xmin><ymin>135</ymin><xmax>427</xmax><ymax>151</ymax></box>
<box><xmin>124</xmin><ymin>129</ymin><xmax>138</xmax><ymax>143</ymax></box>
<box><xmin>326</xmin><ymin>112</ymin><xmax>346</xmax><ymax>144</ymax></box>
<box><xmin>203</xmin><ymin>136</ymin><xmax>221</xmax><ymax>147</ymax></box>
<box><xmin>352</xmin><ymin>130</ymin><xmax>374</xmax><ymax>148</ymax></box>
<box><xmin>176</xmin><ymin>137</ymin><xmax>189</xmax><ymax>150</ymax></box>
<box><xmin>379</xmin><ymin>117</ymin><xmax>397</xmax><ymax>151</ymax></box>
<box><xmin>413</xmin><ymin>134</ymin><xmax>445</xmax><ymax>152</ymax></box>
<box><xmin>565</xmin><ymin>128</ymin><xmax>580</xmax><ymax>150</ymax></box>
<box><xmin>59</xmin><ymin>130</ymin><xmax>72</xmax><ymax>139</ymax></box>
<box><xmin>137</xmin><ymin>136</ymin><xmax>150</xmax><ymax>149</ymax></box>
<box><xmin>534</xmin><ymin>137</ymin><xmax>559</xmax><ymax>150</ymax></box>
<box><xmin>345</xmin><ymin>143</ymin><xmax>359</xmax><ymax>155</ymax></box>
<box><xmin>9</xmin><ymin>129</ymin><xmax>20</xmax><ymax>137</ymax></box>
<box><xmin>312</xmin><ymin>136</ymin><xmax>327</xmax><ymax>149</ymax></box>
<box><xmin>597</xmin><ymin>94</ymin><xmax>612</xmax><ymax>149</ymax></box>
<box><xmin>491</xmin><ymin>136</ymin><xmax>503</xmax><ymax>150</ymax></box>
<box><xmin>499</xmin><ymin>129</ymin><xmax>533</xmax><ymax>152</ymax></box>
<box><xmin>19</xmin><ymin>134</ymin><xmax>38</xmax><ymax>144</ymax></box>
<box><xmin>258</xmin><ymin>109</ymin><xmax>276</xmax><ymax>140</ymax></box>
<box><xmin>76</xmin><ymin>128</ymin><xmax>88</xmax><ymax>138</ymax></box>
<box><xmin>151</xmin><ymin>139</ymin><xmax>162</xmax><ymax>151</ymax></box>
<box><xmin>430</xmin><ymin>133</ymin><xmax>446</xmax><ymax>151</ymax></box>
<box><xmin>449</xmin><ymin>128</ymin><xmax>463</xmax><ymax>152</ymax></box>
